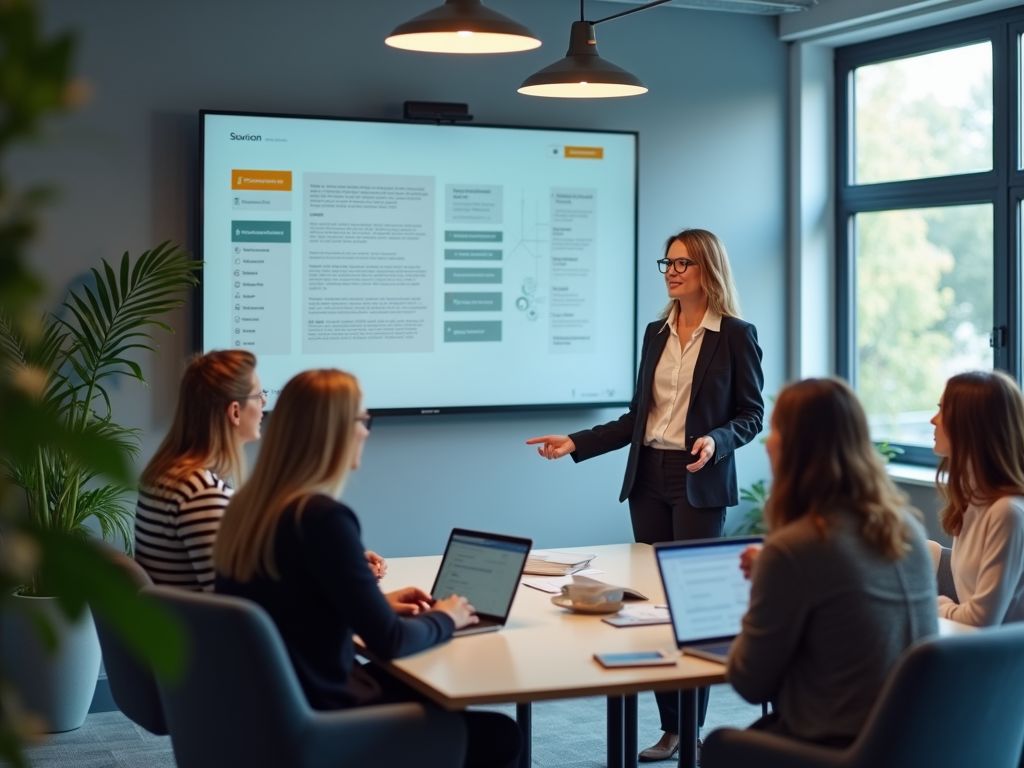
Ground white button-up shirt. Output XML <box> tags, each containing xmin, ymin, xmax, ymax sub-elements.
<box><xmin>644</xmin><ymin>305</ymin><xmax>722</xmax><ymax>451</ymax></box>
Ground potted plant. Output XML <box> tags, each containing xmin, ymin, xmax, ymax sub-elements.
<box><xmin>0</xmin><ymin>243</ymin><xmax>198</xmax><ymax>731</ymax></box>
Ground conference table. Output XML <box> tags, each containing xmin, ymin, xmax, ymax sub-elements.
<box><xmin>366</xmin><ymin>543</ymin><xmax>972</xmax><ymax>768</ymax></box>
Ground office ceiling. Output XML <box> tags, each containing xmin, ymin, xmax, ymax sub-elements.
<box><xmin>601</xmin><ymin>0</ymin><xmax>817</xmax><ymax>14</ymax></box>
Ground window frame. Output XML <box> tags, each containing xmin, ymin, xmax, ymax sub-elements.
<box><xmin>836</xmin><ymin>7</ymin><xmax>1023</xmax><ymax>466</ymax></box>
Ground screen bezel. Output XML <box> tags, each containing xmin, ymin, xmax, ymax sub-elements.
<box><xmin>430</xmin><ymin>527</ymin><xmax>532</xmax><ymax>623</ymax></box>
<box><xmin>196</xmin><ymin>108</ymin><xmax>639</xmax><ymax>417</ymax></box>
<box><xmin>654</xmin><ymin>536</ymin><xmax>764</xmax><ymax>648</ymax></box>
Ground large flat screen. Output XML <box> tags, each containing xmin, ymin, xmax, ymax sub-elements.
<box><xmin>199</xmin><ymin>110</ymin><xmax>637</xmax><ymax>414</ymax></box>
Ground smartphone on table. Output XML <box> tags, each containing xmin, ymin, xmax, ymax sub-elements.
<box><xmin>594</xmin><ymin>650</ymin><xmax>677</xmax><ymax>668</ymax></box>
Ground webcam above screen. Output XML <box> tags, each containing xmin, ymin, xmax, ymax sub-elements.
<box><xmin>198</xmin><ymin>110</ymin><xmax>637</xmax><ymax>416</ymax></box>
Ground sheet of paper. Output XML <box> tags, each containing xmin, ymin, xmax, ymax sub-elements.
<box><xmin>528</xmin><ymin>549</ymin><xmax>597</xmax><ymax>565</ymax></box>
<box><xmin>521</xmin><ymin>570</ymin><xmax>604</xmax><ymax>594</ymax></box>
<box><xmin>618</xmin><ymin>604</ymin><xmax>670</xmax><ymax>621</ymax></box>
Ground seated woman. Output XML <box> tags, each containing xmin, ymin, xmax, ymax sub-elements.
<box><xmin>213</xmin><ymin>369</ymin><xmax>521</xmax><ymax>768</ymax></box>
<box><xmin>929</xmin><ymin>370</ymin><xmax>1024</xmax><ymax>626</ymax></box>
<box><xmin>723</xmin><ymin>378</ymin><xmax>937</xmax><ymax>748</ymax></box>
<box><xmin>134</xmin><ymin>350</ymin><xmax>265</xmax><ymax>591</ymax></box>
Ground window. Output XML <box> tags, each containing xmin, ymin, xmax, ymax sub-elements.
<box><xmin>837</xmin><ymin>8</ymin><xmax>1024</xmax><ymax>465</ymax></box>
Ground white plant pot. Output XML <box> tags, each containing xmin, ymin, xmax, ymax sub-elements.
<box><xmin>0</xmin><ymin>593</ymin><xmax>102</xmax><ymax>732</ymax></box>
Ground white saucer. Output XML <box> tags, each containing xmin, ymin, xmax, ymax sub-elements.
<box><xmin>551</xmin><ymin>595</ymin><xmax>624</xmax><ymax>614</ymax></box>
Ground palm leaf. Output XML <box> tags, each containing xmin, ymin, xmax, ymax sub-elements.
<box><xmin>55</xmin><ymin>242</ymin><xmax>199</xmax><ymax>403</ymax></box>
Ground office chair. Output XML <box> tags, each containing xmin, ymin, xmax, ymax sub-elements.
<box><xmin>92</xmin><ymin>546</ymin><xmax>169</xmax><ymax>735</ymax></box>
<box><xmin>148</xmin><ymin>586</ymin><xmax>467</xmax><ymax>768</ymax></box>
<box><xmin>703</xmin><ymin>624</ymin><xmax>1024</xmax><ymax>768</ymax></box>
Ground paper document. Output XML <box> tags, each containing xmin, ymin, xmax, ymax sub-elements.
<box><xmin>523</xmin><ymin>549</ymin><xmax>597</xmax><ymax>576</ymax></box>
<box><xmin>602</xmin><ymin>605</ymin><xmax>671</xmax><ymax>628</ymax></box>
<box><xmin>521</xmin><ymin>571</ymin><xmax>604</xmax><ymax>594</ymax></box>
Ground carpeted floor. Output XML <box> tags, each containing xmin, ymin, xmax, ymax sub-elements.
<box><xmin>15</xmin><ymin>685</ymin><xmax>763</xmax><ymax>767</ymax></box>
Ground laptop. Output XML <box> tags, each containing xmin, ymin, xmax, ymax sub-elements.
<box><xmin>431</xmin><ymin>528</ymin><xmax>533</xmax><ymax>637</ymax></box>
<box><xmin>654</xmin><ymin>536</ymin><xmax>764</xmax><ymax>663</ymax></box>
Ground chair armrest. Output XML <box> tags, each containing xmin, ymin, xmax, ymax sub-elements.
<box><xmin>301</xmin><ymin>702</ymin><xmax>467</xmax><ymax>768</ymax></box>
<box><xmin>703</xmin><ymin>727</ymin><xmax>850</xmax><ymax>768</ymax></box>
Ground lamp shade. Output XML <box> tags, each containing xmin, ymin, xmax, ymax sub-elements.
<box><xmin>385</xmin><ymin>0</ymin><xmax>541</xmax><ymax>54</ymax></box>
<box><xmin>518</xmin><ymin>21</ymin><xmax>647</xmax><ymax>98</ymax></box>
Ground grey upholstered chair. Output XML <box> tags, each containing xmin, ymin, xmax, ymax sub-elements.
<box><xmin>92</xmin><ymin>546</ymin><xmax>168</xmax><ymax>735</ymax></box>
<box><xmin>147</xmin><ymin>586</ymin><xmax>467</xmax><ymax>768</ymax></box>
<box><xmin>703</xmin><ymin>623</ymin><xmax>1024</xmax><ymax>768</ymax></box>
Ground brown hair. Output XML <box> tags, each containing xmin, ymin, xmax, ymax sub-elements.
<box><xmin>659</xmin><ymin>228</ymin><xmax>742</xmax><ymax>320</ymax></box>
<box><xmin>213</xmin><ymin>369</ymin><xmax>362</xmax><ymax>581</ymax></box>
<box><xmin>937</xmin><ymin>370</ymin><xmax>1024</xmax><ymax>537</ymax></box>
<box><xmin>765</xmin><ymin>378</ymin><xmax>915</xmax><ymax>559</ymax></box>
<box><xmin>141</xmin><ymin>350</ymin><xmax>256</xmax><ymax>487</ymax></box>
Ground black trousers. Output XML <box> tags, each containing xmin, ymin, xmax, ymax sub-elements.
<box><xmin>628</xmin><ymin>447</ymin><xmax>726</xmax><ymax>735</ymax></box>
<box><xmin>365</xmin><ymin>662</ymin><xmax>522</xmax><ymax>768</ymax></box>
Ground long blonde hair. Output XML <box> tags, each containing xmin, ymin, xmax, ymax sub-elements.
<box><xmin>141</xmin><ymin>350</ymin><xmax>256</xmax><ymax>487</ymax></box>
<box><xmin>765</xmin><ymin>378</ymin><xmax>915</xmax><ymax>560</ymax></box>
<box><xmin>214</xmin><ymin>369</ymin><xmax>362</xmax><ymax>582</ymax></box>
<box><xmin>938</xmin><ymin>371</ymin><xmax>1024</xmax><ymax>537</ymax></box>
<box><xmin>659</xmin><ymin>228</ymin><xmax>742</xmax><ymax>320</ymax></box>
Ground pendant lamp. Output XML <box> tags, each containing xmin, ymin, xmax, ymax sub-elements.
<box><xmin>518</xmin><ymin>22</ymin><xmax>646</xmax><ymax>98</ymax></box>
<box><xmin>386</xmin><ymin>0</ymin><xmax>541</xmax><ymax>54</ymax></box>
<box><xmin>519</xmin><ymin>0</ymin><xmax>674</xmax><ymax>98</ymax></box>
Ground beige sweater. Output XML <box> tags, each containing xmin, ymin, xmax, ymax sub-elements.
<box><xmin>938</xmin><ymin>496</ymin><xmax>1024</xmax><ymax>626</ymax></box>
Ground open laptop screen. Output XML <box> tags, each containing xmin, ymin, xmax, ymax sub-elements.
<box><xmin>655</xmin><ymin>537</ymin><xmax>762</xmax><ymax>646</ymax></box>
<box><xmin>432</xmin><ymin>531</ymin><xmax>531</xmax><ymax>620</ymax></box>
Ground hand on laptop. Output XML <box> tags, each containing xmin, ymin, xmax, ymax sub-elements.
<box><xmin>365</xmin><ymin>550</ymin><xmax>387</xmax><ymax>579</ymax></box>
<box><xmin>386</xmin><ymin>587</ymin><xmax>433</xmax><ymax>615</ymax></box>
<box><xmin>433</xmin><ymin>595</ymin><xmax>479</xmax><ymax>630</ymax></box>
<box><xmin>739</xmin><ymin>544</ymin><xmax>763</xmax><ymax>580</ymax></box>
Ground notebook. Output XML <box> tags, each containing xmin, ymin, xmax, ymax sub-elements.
<box><xmin>431</xmin><ymin>529</ymin><xmax>533</xmax><ymax>637</ymax></box>
<box><xmin>654</xmin><ymin>536</ymin><xmax>763</xmax><ymax>663</ymax></box>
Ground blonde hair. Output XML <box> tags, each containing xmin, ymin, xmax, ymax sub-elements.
<box><xmin>765</xmin><ymin>378</ymin><xmax>916</xmax><ymax>560</ymax></box>
<box><xmin>659</xmin><ymin>228</ymin><xmax>742</xmax><ymax>320</ymax></box>
<box><xmin>141</xmin><ymin>350</ymin><xmax>256</xmax><ymax>487</ymax></box>
<box><xmin>213</xmin><ymin>369</ymin><xmax>362</xmax><ymax>582</ymax></box>
<box><xmin>937</xmin><ymin>371</ymin><xmax>1024</xmax><ymax>537</ymax></box>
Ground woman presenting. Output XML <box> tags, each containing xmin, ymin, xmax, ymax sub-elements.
<box><xmin>527</xmin><ymin>228</ymin><xmax>764</xmax><ymax>762</ymax></box>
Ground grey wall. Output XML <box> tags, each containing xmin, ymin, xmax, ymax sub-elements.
<box><xmin>31</xmin><ymin>0</ymin><xmax>788</xmax><ymax>556</ymax></box>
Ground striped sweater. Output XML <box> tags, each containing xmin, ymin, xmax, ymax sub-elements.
<box><xmin>134</xmin><ymin>469</ymin><xmax>232</xmax><ymax>592</ymax></box>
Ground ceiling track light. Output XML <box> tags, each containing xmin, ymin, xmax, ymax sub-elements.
<box><xmin>386</xmin><ymin>0</ymin><xmax>541</xmax><ymax>54</ymax></box>
<box><xmin>519</xmin><ymin>0</ymin><xmax>675</xmax><ymax>98</ymax></box>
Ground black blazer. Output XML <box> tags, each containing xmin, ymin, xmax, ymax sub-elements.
<box><xmin>569</xmin><ymin>316</ymin><xmax>764</xmax><ymax>508</ymax></box>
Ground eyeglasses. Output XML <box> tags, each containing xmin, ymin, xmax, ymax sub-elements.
<box><xmin>355</xmin><ymin>414</ymin><xmax>373</xmax><ymax>432</ymax></box>
<box><xmin>657</xmin><ymin>258</ymin><xmax>697</xmax><ymax>274</ymax></box>
<box><xmin>240</xmin><ymin>389</ymin><xmax>268</xmax><ymax>402</ymax></box>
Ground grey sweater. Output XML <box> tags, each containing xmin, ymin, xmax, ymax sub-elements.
<box><xmin>727</xmin><ymin>509</ymin><xmax>938</xmax><ymax>744</ymax></box>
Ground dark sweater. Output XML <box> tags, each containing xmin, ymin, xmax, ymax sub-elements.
<box><xmin>215</xmin><ymin>495</ymin><xmax>454</xmax><ymax>710</ymax></box>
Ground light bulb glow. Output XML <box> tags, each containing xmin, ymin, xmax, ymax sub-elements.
<box><xmin>385</xmin><ymin>31</ymin><xmax>540</xmax><ymax>54</ymax></box>
<box><xmin>518</xmin><ymin>82</ymin><xmax>648</xmax><ymax>98</ymax></box>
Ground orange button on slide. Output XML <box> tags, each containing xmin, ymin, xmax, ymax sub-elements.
<box><xmin>564</xmin><ymin>146</ymin><xmax>604</xmax><ymax>159</ymax></box>
<box><xmin>231</xmin><ymin>170</ymin><xmax>292</xmax><ymax>191</ymax></box>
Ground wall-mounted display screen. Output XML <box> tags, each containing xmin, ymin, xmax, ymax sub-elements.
<box><xmin>199</xmin><ymin>110</ymin><xmax>637</xmax><ymax>414</ymax></box>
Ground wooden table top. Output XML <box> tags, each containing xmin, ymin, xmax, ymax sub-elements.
<box><xmin>367</xmin><ymin>542</ymin><xmax>971</xmax><ymax>710</ymax></box>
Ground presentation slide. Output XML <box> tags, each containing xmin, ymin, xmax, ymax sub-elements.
<box><xmin>660</xmin><ymin>543</ymin><xmax>752</xmax><ymax>643</ymax></box>
<box><xmin>432</xmin><ymin>534</ymin><xmax>530</xmax><ymax>617</ymax></box>
<box><xmin>200</xmin><ymin>112</ymin><xmax>637</xmax><ymax>412</ymax></box>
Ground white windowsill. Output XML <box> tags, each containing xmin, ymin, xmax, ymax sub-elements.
<box><xmin>886</xmin><ymin>462</ymin><xmax>938</xmax><ymax>488</ymax></box>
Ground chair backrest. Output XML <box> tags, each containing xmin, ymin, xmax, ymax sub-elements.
<box><xmin>92</xmin><ymin>546</ymin><xmax>168</xmax><ymax>735</ymax></box>
<box><xmin>146</xmin><ymin>586</ymin><xmax>315</xmax><ymax>768</ymax></box>
<box><xmin>851</xmin><ymin>624</ymin><xmax>1024</xmax><ymax>768</ymax></box>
